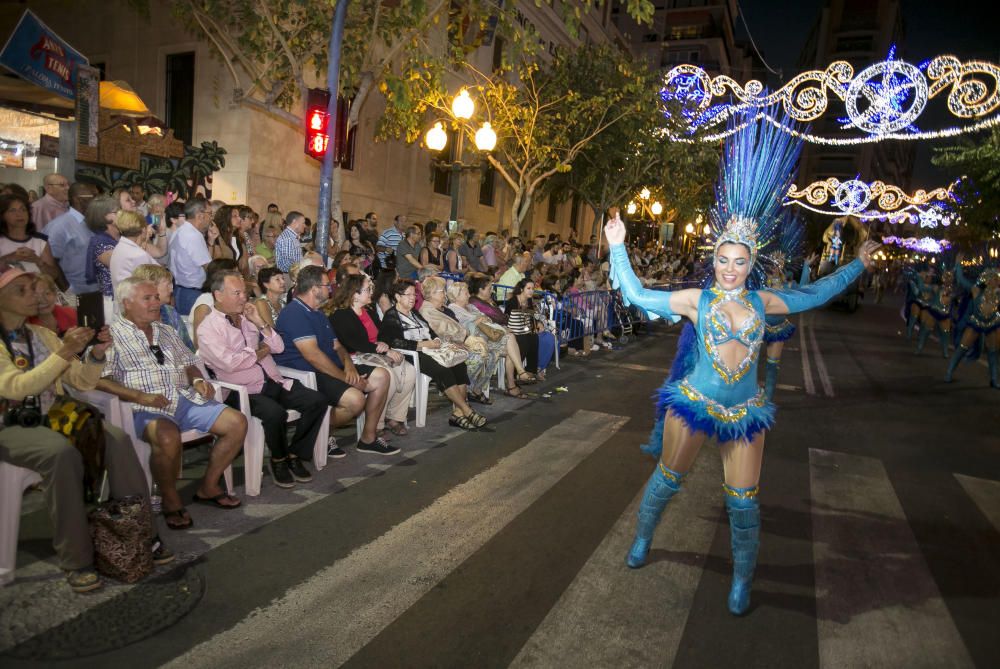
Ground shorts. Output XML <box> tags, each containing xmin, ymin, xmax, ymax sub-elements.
<box><xmin>315</xmin><ymin>365</ymin><xmax>376</xmax><ymax>406</ymax></box>
<box><xmin>132</xmin><ymin>394</ymin><xmax>227</xmax><ymax>437</ymax></box>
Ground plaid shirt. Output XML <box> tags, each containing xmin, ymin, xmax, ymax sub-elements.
<box><xmin>274</xmin><ymin>227</ymin><xmax>302</xmax><ymax>272</ymax></box>
<box><xmin>106</xmin><ymin>317</ymin><xmax>203</xmax><ymax>416</ymax></box>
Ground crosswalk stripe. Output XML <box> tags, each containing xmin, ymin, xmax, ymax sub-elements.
<box><xmin>809</xmin><ymin>448</ymin><xmax>974</xmax><ymax>668</ymax></box>
<box><xmin>163</xmin><ymin>409</ymin><xmax>629</xmax><ymax>669</ymax></box>
<box><xmin>510</xmin><ymin>449</ymin><xmax>723</xmax><ymax>668</ymax></box>
<box><xmin>954</xmin><ymin>473</ymin><xmax>1000</xmax><ymax>533</ymax></box>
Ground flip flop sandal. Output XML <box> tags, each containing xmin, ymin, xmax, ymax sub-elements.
<box><xmin>385</xmin><ymin>421</ymin><xmax>409</xmax><ymax>436</ymax></box>
<box><xmin>162</xmin><ymin>507</ymin><xmax>193</xmax><ymax>530</ymax></box>
<box><xmin>192</xmin><ymin>492</ymin><xmax>242</xmax><ymax>510</ymax></box>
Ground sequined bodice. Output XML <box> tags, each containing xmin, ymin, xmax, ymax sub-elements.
<box><xmin>978</xmin><ymin>288</ymin><xmax>999</xmax><ymax>318</ymax></box>
<box><xmin>700</xmin><ymin>287</ymin><xmax>763</xmax><ymax>386</ymax></box>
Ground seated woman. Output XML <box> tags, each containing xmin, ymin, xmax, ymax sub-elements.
<box><xmin>445</xmin><ymin>278</ymin><xmax>534</xmax><ymax>399</ymax></box>
<box><xmin>505</xmin><ymin>278</ymin><xmax>555</xmax><ymax>380</ymax></box>
<box><xmin>378</xmin><ymin>280</ymin><xmax>486</xmax><ymax>430</ymax></box>
<box><xmin>0</xmin><ymin>193</ymin><xmax>63</xmax><ymax>285</ymax></box>
<box><xmin>419</xmin><ymin>275</ymin><xmax>495</xmax><ymax>404</ymax></box>
<box><xmin>254</xmin><ymin>266</ymin><xmax>287</xmax><ymax>328</ymax></box>
<box><xmin>130</xmin><ymin>263</ymin><xmax>194</xmax><ymax>351</ymax></box>
<box><xmin>329</xmin><ymin>273</ymin><xmax>416</xmax><ymax>436</ymax></box>
<box><xmin>465</xmin><ymin>272</ymin><xmax>538</xmax><ymax>386</ymax></box>
<box><xmin>28</xmin><ymin>273</ymin><xmax>76</xmax><ymax>336</ymax></box>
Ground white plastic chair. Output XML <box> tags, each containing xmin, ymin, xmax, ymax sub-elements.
<box><xmin>0</xmin><ymin>462</ymin><xmax>42</xmax><ymax>587</ymax></box>
<box><xmin>394</xmin><ymin>349</ymin><xmax>429</xmax><ymax>427</ymax></box>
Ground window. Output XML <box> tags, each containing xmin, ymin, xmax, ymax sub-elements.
<box><xmin>492</xmin><ymin>36</ymin><xmax>504</xmax><ymax>72</ymax></box>
<box><xmin>90</xmin><ymin>62</ymin><xmax>106</xmax><ymax>80</ymax></box>
<box><xmin>668</xmin><ymin>25</ymin><xmax>703</xmax><ymax>40</ymax></box>
<box><xmin>478</xmin><ymin>164</ymin><xmax>495</xmax><ymax>206</ymax></box>
<box><xmin>570</xmin><ymin>196</ymin><xmax>580</xmax><ymax>234</ymax></box>
<box><xmin>165</xmin><ymin>52</ymin><xmax>195</xmax><ymax>145</ymax></box>
<box><xmin>547</xmin><ymin>196</ymin><xmax>558</xmax><ymax>223</ymax></box>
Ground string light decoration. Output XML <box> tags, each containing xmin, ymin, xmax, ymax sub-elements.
<box><xmin>881</xmin><ymin>236</ymin><xmax>952</xmax><ymax>253</ymax></box>
<box><xmin>661</xmin><ymin>50</ymin><xmax>1000</xmax><ymax>144</ymax></box>
<box><xmin>785</xmin><ymin>177</ymin><xmax>955</xmax><ymax>220</ymax></box>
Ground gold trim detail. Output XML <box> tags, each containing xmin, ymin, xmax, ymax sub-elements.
<box><xmin>723</xmin><ymin>484</ymin><xmax>759</xmax><ymax>499</ymax></box>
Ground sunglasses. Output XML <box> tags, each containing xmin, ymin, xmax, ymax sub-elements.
<box><xmin>149</xmin><ymin>344</ymin><xmax>165</xmax><ymax>365</ymax></box>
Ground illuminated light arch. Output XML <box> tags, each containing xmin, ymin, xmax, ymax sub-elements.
<box><xmin>661</xmin><ymin>50</ymin><xmax>1000</xmax><ymax>145</ymax></box>
<box><xmin>785</xmin><ymin>178</ymin><xmax>956</xmax><ymax>223</ymax></box>
<box><xmin>882</xmin><ymin>236</ymin><xmax>953</xmax><ymax>253</ymax></box>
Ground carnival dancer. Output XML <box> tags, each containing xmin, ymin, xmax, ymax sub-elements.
<box><xmin>916</xmin><ymin>265</ymin><xmax>957</xmax><ymax>357</ymax></box>
<box><xmin>945</xmin><ymin>256</ymin><xmax>1000</xmax><ymax>387</ymax></box>
<box><xmin>905</xmin><ymin>266</ymin><xmax>933</xmax><ymax>340</ymax></box>
<box><xmin>609</xmin><ymin>117</ymin><xmax>879</xmax><ymax>616</ymax></box>
<box><xmin>762</xmin><ymin>216</ymin><xmax>817</xmax><ymax>400</ymax></box>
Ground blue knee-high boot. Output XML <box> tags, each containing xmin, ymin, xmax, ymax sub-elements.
<box><xmin>915</xmin><ymin>326</ymin><xmax>930</xmax><ymax>354</ymax></box>
<box><xmin>940</xmin><ymin>329</ymin><xmax>950</xmax><ymax>358</ymax></box>
<box><xmin>944</xmin><ymin>345</ymin><xmax>968</xmax><ymax>383</ymax></box>
<box><xmin>763</xmin><ymin>358</ymin><xmax>780</xmax><ymax>401</ymax></box>
<box><xmin>626</xmin><ymin>463</ymin><xmax>683</xmax><ymax>569</ymax></box>
<box><xmin>988</xmin><ymin>350</ymin><xmax>999</xmax><ymax>388</ymax></box>
<box><xmin>906</xmin><ymin>313</ymin><xmax>917</xmax><ymax>339</ymax></box>
<box><xmin>724</xmin><ymin>484</ymin><xmax>760</xmax><ymax>616</ymax></box>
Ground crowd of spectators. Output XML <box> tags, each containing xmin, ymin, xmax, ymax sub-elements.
<box><xmin>0</xmin><ymin>174</ymin><xmax>676</xmax><ymax>594</ymax></box>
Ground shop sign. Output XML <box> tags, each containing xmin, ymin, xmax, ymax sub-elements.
<box><xmin>0</xmin><ymin>9</ymin><xmax>88</xmax><ymax>100</ymax></box>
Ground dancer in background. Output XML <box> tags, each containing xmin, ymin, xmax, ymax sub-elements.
<box><xmin>609</xmin><ymin>114</ymin><xmax>878</xmax><ymax>617</ymax></box>
<box><xmin>945</xmin><ymin>256</ymin><xmax>1000</xmax><ymax>387</ymax></box>
<box><xmin>916</xmin><ymin>264</ymin><xmax>957</xmax><ymax>357</ymax></box>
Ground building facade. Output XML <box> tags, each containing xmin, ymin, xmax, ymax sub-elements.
<box><xmin>1</xmin><ymin>1</ymin><xmax>630</xmax><ymax>241</ymax></box>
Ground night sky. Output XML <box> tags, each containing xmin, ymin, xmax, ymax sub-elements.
<box><xmin>737</xmin><ymin>0</ymin><xmax>999</xmax><ymax>188</ymax></box>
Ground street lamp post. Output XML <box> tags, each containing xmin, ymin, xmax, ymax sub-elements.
<box><xmin>424</xmin><ymin>89</ymin><xmax>496</xmax><ymax>228</ymax></box>
<box><xmin>625</xmin><ymin>188</ymin><xmax>668</xmax><ymax>248</ymax></box>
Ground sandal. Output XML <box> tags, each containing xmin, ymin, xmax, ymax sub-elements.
<box><xmin>517</xmin><ymin>372</ymin><xmax>538</xmax><ymax>385</ymax></box>
<box><xmin>192</xmin><ymin>491</ymin><xmax>242</xmax><ymax>510</ymax></box>
<box><xmin>449</xmin><ymin>414</ymin><xmax>478</xmax><ymax>430</ymax></box>
<box><xmin>468</xmin><ymin>411</ymin><xmax>488</xmax><ymax>428</ymax></box>
<box><xmin>163</xmin><ymin>507</ymin><xmax>193</xmax><ymax>530</ymax></box>
<box><xmin>385</xmin><ymin>420</ymin><xmax>409</xmax><ymax>436</ymax></box>
<box><xmin>504</xmin><ymin>386</ymin><xmax>535</xmax><ymax>400</ymax></box>
<box><xmin>470</xmin><ymin>392</ymin><xmax>494</xmax><ymax>406</ymax></box>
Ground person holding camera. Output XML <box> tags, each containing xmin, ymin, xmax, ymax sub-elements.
<box><xmin>0</xmin><ymin>265</ymin><xmax>172</xmax><ymax>593</ymax></box>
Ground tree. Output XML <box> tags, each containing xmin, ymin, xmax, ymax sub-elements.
<box><xmin>132</xmin><ymin>1</ymin><xmax>655</xmax><ymax>238</ymax></box>
<box><xmin>411</xmin><ymin>43</ymin><xmax>651</xmax><ymax>236</ymax></box>
<box><xmin>932</xmin><ymin>126</ymin><xmax>1000</xmax><ymax>242</ymax></box>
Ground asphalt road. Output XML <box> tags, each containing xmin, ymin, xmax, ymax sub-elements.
<box><xmin>3</xmin><ymin>298</ymin><xmax>998</xmax><ymax>668</ymax></box>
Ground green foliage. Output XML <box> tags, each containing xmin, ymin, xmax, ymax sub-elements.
<box><xmin>75</xmin><ymin>140</ymin><xmax>228</xmax><ymax>198</ymax></box>
<box><xmin>932</xmin><ymin>127</ymin><xmax>1000</xmax><ymax>241</ymax></box>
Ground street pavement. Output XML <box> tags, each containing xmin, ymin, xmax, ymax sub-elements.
<box><xmin>2</xmin><ymin>297</ymin><xmax>999</xmax><ymax>668</ymax></box>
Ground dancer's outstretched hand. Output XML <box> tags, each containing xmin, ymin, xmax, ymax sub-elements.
<box><xmin>605</xmin><ymin>207</ymin><xmax>626</xmax><ymax>246</ymax></box>
<box><xmin>857</xmin><ymin>240</ymin><xmax>881</xmax><ymax>269</ymax></box>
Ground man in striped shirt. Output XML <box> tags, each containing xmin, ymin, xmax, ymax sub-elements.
<box><xmin>376</xmin><ymin>214</ymin><xmax>407</xmax><ymax>268</ymax></box>
<box><xmin>275</xmin><ymin>211</ymin><xmax>306</xmax><ymax>272</ymax></box>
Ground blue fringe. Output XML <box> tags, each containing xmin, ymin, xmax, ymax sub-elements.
<box><xmin>764</xmin><ymin>319</ymin><xmax>796</xmax><ymax>343</ymax></box>
<box><xmin>655</xmin><ymin>382</ymin><xmax>775</xmax><ymax>444</ymax></box>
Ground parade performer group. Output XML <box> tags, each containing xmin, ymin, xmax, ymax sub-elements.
<box><xmin>944</xmin><ymin>256</ymin><xmax>1000</xmax><ymax>388</ymax></box>
<box><xmin>607</xmin><ymin>115</ymin><xmax>878</xmax><ymax>616</ymax></box>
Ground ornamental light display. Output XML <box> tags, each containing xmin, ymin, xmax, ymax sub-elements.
<box><xmin>784</xmin><ymin>177</ymin><xmax>956</xmax><ymax>223</ymax></box>
<box><xmin>660</xmin><ymin>47</ymin><xmax>1000</xmax><ymax>145</ymax></box>
<box><xmin>881</xmin><ymin>236</ymin><xmax>953</xmax><ymax>253</ymax></box>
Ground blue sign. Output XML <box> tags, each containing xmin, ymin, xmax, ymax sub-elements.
<box><xmin>0</xmin><ymin>9</ymin><xmax>88</xmax><ymax>100</ymax></box>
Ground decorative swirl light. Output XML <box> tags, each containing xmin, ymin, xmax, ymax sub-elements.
<box><xmin>882</xmin><ymin>236</ymin><xmax>952</xmax><ymax>253</ymax></box>
<box><xmin>785</xmin><ymin>178</ymin><xmax>955</xmax><ymax>219</ymax></box>
<box><xmin>661</xmin><ymin>49</ymin><xmax>1000</xmax><ymax>145</ymax></box>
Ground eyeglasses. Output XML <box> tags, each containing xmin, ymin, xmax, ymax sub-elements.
<box><xmin>149</xmin><ymin>344</ymin><xmax>165</xmax><ymax>365</ymax></box>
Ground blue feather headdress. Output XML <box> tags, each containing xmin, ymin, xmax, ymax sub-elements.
<box><xmin>762</xmin><ymin>209</ymin><xmax>806</xmax><ymax>281</ymax></box>
<box><xmin>709</xmin><ymin>106</ymin><xmax>805</xmax><ymax>290</ymax></box>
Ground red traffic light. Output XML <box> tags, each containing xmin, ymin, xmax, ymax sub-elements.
<box><xmin>304</xmin><ymin>88</ymin><xmax>332</xmax><ymax>160</ymax></box>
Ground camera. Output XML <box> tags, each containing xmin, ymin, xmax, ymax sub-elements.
<box><xmin>4</xmin><ymin>395</ymin><xmax>43</xmax><ymax>428</ymax></box>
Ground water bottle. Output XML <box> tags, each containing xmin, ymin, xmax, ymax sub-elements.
<box><xmin>150</xmin><ymin>483</ymin><xmax>162</xmax><ymax>515</ymax></box>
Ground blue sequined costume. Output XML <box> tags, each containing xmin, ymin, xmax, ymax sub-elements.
<box><xmin>610</xmin><ymin>244</ymin><xmax>864</xmax><ymax>443</ymax></box>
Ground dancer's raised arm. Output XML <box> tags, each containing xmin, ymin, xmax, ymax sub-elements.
<box><xmin>762</xmin><ymin>240</ymin><xmax>878</xmax><ymax>315</ymax></box>
<box><xmin>605</xmin><ymin>210</ymin><xmax>697</xmax><ymax>322</ymax></box>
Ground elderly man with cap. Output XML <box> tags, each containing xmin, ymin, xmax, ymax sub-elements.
<box><xmin>0</xmin><ymin>264</ymin><xmax>173</xmax><ymax>592</ymax></box>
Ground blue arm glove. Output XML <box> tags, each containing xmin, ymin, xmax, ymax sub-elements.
<box><xmin>798</xmin><ymin>263</ymin><xmax>811</xmax><ymax>287</ymax></box>
<box><xmin>955</xmin><ymin>263</ymin><xmax>973</xmax><ymax>291</ymax></box>
<box><xmin>767</xmin><ymin>259</ymin><xmax>864</xmax><ymax>314</ymax></box>
<box><xmin>609</xmin><ymin>244</ymin><xmax>680</xmax><ymax>322</ymax></box>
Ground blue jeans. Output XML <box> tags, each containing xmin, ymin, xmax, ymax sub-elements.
<box><xmin>174</xmin><ymin>285</ymin><xmax>202</xmax><ymax>315</ymax></box>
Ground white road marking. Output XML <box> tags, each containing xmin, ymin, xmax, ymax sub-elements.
<box><xmin>164</xmin><ymin>410</ymin><xmax>629</xmax><ymax>669</ymax></box>
<box><xmin>799</xmin><ymin>316</ymin><xmax>816</xmax><ymax>396</ymax></box>
<box><xmin>808</xmin><ymin>325</ymin><xmax>835</xmax><ymax>397</ymax></box>
<box><xmin>954</xmin><ymin>473</ymin><xmax>1000</xmax><ymax>533</ymax></box>
<box><xmin>809</xmin><ymin>449</ymin><xmax>974</xmax><ymax>669</ymax></box>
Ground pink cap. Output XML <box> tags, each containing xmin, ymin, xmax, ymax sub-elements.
<box><xmin>0</xmin><ymin>264</ymin><xmax>30</xmax><ymax>290</ymax></box>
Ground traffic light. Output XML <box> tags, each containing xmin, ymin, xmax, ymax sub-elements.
<box><xmin>304</xmin><ymin>88</ymin><xmax>331</xmax><ymax>161</ymax></box>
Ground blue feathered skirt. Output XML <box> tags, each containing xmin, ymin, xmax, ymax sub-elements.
<box><xmin>652</xmin><ymin>379</ymin><xmax>775</xmax><ymax>445</ymax></box>
<box><xmin>764</xmin><ymin>318</ymin><xmax>796</xmax><ymax>343</ymax></box>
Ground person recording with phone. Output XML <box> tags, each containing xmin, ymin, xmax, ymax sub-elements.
<box><xmin>0</xmin><ymin>264</ymin><xmax>173</xmax><ymax>593</ymax></box>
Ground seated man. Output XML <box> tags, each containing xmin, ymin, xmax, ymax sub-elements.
<box><xmin>197</xmin><ymin>270</ymin><xmax>328</xmax><ymax>488</ymax></box>
<box><xmin>98</xmin><ymin>277</ymin><xmax>247</xmax><ymax>529</ymax></box>
<box><xmin>0</xmin><ymin>265</ymin><xmax>173</xmax><ymax>592</ymax></box>
<box><xmin>273</xmin><ymin>265</ymin><xmax>397</xmax><ymax>456</ymax></box>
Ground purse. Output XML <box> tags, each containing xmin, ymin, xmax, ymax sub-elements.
<box><xmin>476</xmin><ymin>319</ymin><xmax>505</xmax><ymax>342</ymax></box>
<box><xmin>422</xmin><ymin>341</ymin><xmax>470</xmax><ymax>368</ymax></box>
<box><xmin>88</xmin><ymin>494</ymin><xmax>154</xmax><ymax>583</ymax></box>
<box><xmin>47</xmin><ymin>397</ymin><xmax>106</xmax><ymax>503</ymax></box>
<box><xmin>352</xmin><ymin>351</ymin><xmax>401</xmax><ymax>368</ymax></box>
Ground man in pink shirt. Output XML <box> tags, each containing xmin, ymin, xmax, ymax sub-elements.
<box><xmin>197</xmin><ymin>270</ymin><xmax>327</xmax><ymax>488</ymax></box>
<box><xmin>31</xmin><ymin>174</ymin><xmax>70</xmax><ymax>231</ymax></box>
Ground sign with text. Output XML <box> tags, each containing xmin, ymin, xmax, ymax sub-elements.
<box><xmin>0</xmin><ymin>9</ymin><xmax>89</xmax><ymax>100</ymax></box>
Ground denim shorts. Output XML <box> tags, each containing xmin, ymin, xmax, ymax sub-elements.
<box><xmin>132</xmin><ymin>394</ymin><xmax>227</xmax><ymax>437</ymax></box>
